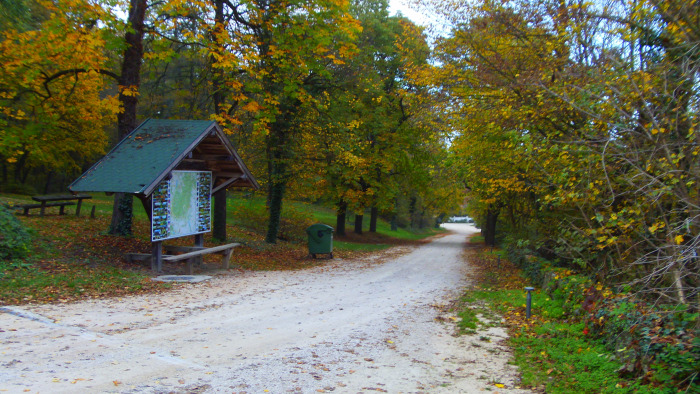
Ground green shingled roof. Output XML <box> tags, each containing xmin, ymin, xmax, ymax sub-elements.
<box><xmin>69</xmin><ymin>119</ymin><xmax>255</xmax><ymax>195</ymax></box>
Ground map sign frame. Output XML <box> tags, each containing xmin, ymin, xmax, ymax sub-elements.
<box><xmin>151</xmin><ymin>171</ymin><xmax>212</xmax><ymax>241</ymax></box>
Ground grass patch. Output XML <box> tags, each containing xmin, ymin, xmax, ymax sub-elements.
<box><xmin>454</xmin><ymin>246</ymin><xmax>666</xmax><ymax>393</ymax></box>
<box><xmin>333</xmin><ymin>241</ymin><xmax>391</xmax><ymax>252</ymax></box>
<box><xmin>1</xmin><ymin>261</ymin><xmax>167</xmax><ymax>304</ymax></box>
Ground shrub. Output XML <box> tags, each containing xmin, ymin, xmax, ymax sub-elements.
<box><xmin>537</xmin><ymin>266</ymin><xmax>698</xmax><ymax>391</ymax></box>
<box><xmin>589</xmin><ymin>298</ymin><xmax>699</xmax><ymax>391</ymax></box>
<box><xmin>0</xmin><ymin>204</ymin><xmax>32</xmax><ymax>263</ymax></box>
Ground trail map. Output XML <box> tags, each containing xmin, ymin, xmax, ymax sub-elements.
<box><xmin>151</xmin><ymin>171</ymin><xmax>211</xmax><ymax>241</ymax></box>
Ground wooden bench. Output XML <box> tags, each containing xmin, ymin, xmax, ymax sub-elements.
<box><xmin>163</xmin><ymin>243</ymin><xmax>240</xmax><ymax>274</ymax></box>
<box><xmin>27</xmin><ymin>194</ymin><xmax>92</xmax><ymax>216</ymax></box>
<box><xmin>16</xmin><ymin>201</ymin><xmax>76</xmax><ymax>216</ymax></box>
<box><xmin>125</xmin><ymin>243</ymin><xmax>240</xmax><ymax>274</ymax></box>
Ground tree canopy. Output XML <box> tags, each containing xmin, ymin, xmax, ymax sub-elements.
<box><xmin>2</xmin><ymin>0</ymin><xmax>696</xmax><ymax>308</ymax></box>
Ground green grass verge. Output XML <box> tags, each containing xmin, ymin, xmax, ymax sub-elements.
<box><xmin>457</xmin><ymin>287</ymin><xmax>664</xmax><ymax>393</ymax></box>
<box><xmin>333</xmin><ymin>241</ymin><xmax>392</xmax><ymax>252</ymax></box>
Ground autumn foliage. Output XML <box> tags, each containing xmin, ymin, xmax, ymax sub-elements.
<box><xmin>425</xmin><ymin>0</ymin><xmax>698</xmax><ymax>308</ymax></box>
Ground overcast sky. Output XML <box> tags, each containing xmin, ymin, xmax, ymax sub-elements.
<box><xmin>388</xmin><ymin>0</ymin><xmax>429</xmax><ymax>26</ymax></box>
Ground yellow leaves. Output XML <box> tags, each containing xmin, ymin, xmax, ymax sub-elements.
<box><xmin>347</xmin><ymin>119</ymin><xmax>362</xmax><ymax>129</ymax></box>
<box><xmin>325</xmin><ymin>54</ymin><xmax>345</xmax><ymax>65</ymax></box>
<box><xmin>119</xmin><ymin>86</ymin><xmax>140</xmax><ymax>97</ymax></box>
<box><xmin>674</xmin><ymin>235</ymin><xmax>684</xmax><ymax>245</ymax></box>
<box><xmin>242</xmin><ymin>101</ymin><xmax>262</xmax><ymax>113</ymax></box>
<box><xmin>648</xmin><ymin>222</ymin><xmax>665</xmax><ymax>233</ymax></box>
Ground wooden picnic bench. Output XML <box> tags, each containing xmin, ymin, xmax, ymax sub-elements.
<box><xmin>16</xmin><ymin>201</ymin><xmax>75</xmax><ymax>216</ymax></box>
<box><xmin>125</xmin><ymin>243</ymin><xmax>240</xmax><ymax>274</ymax></box>
<box><xmin>23</xmin><ymin>194</ymin><xmax>92</xmax><ymax>216</ymax></box>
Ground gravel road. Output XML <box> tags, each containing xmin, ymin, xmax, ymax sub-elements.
<box><xmin>1</xmin><ymin>223</ymin><xmax>529</xmax><ymax>393</ymax></box>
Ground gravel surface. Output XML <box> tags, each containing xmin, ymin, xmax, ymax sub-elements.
<box><xmin>1</xmin><ymin>223</ymin><xmax>530</xmax><ymax>393</ymax></box>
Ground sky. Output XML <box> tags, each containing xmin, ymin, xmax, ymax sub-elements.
<box><xmin>388</xmin><ymin>0</ymin><xmax>430</xmax><ymax>26</ymax></box>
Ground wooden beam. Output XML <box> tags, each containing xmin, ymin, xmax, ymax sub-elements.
<box><xmin>176</xmin><ymin>161</ymin><xmax>209</xmax><ymax>171</ymax></box>
<box><xmin>195</xmin><ymin>154</ymin><xmax>233</xmax><ymax>160</ymax></box>
<box><xmin>214</xmin><ymin>171</ymin><xmax>244</xmax><ymax>178</ymax></box>
<box><xmin>212</xmin><ymin>175</ymin><xmax>243</xmax><ymax>195</ymax></box>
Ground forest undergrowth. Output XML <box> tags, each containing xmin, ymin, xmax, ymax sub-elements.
<box><xmin>453</xmin><ymin>236</ymin><xmax>698</xmax><ymax>393</ymax></box>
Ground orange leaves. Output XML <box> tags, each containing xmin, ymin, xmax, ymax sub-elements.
<box><xmin>0</xmin><ymin>0</ymin><xmax>120</xmax><ymax>173</ymax></box>
<box><xmin>241</xmin><ymin>100</ymin><xmax>263</xmax><ymax>113</ymax></box>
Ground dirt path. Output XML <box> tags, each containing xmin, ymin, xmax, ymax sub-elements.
<box><xmin>1</xmin><ymin>223</ymin><xmax>530</xmax><ymax>393</ymax></box>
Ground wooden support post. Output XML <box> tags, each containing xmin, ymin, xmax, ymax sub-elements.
<box><xmin>90</xmin><ymin>205</ymin><xmax>96</xmax><ymax>219</ymax></box>
<box><xmin>193</xmin><ymin>234</ymin><xmax>204</xmax><ymax>268</ymax></box>
<box><xmin>76</xmin><ymin>199</ymin><xmax>83</xmax><ymax>216</ymax></box>
<box><xmin>152</xmin><ymin>241</ymin><xmax>163</xmax><ymax>272</ymax></box>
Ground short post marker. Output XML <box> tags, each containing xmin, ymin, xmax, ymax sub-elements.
<box><xmin>525</xmin><ymin>287</ymin><xmax>535</xmax><ymax>319</ymax></box>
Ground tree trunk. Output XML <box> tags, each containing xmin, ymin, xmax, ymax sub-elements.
<box><xmin>369</xmin><ymin>206</ymin><xmax>378</xmax><ymax>233</ymax></box>
<box><xmin>109</xmin><ymin>0</ymin><xmax>146</xmax><ymax>236</ymax></box>
<box><xmin>354</xmin><ymin>214</ymin><xmax>364</xmax><ymax>235</ymax></box>
<box><xmin>109</xmin><ymin>193</ymin><xmax>134</xmax><ymax>236</ymax></box>
<box><xmin>390</xmin><ymin>214</ymin><xmax>398</xmax><ymax>231</ymax></box>
<box><xmin>409</xmin><ymin>196</ymin><xmax>416</xmax><ymax>229</ymax></box>
<box><xmin>484</xmin><ymin>206</ymin><xmax>500</xmax><ymax>246</ymax></box>
<box><xmin>13</xmin><ymin>150</ymin><xmax>28</xmax><ymax>183</ymax></box>
<box><xmin>213</xmin><ymin>188</ymin><xmax>227</xmax><ymax>241</ymax></box>
<box><xmin>211</xmin><ymin>0</ymin><xmax>227</xmax><ymax>241</ymax></box>
<box><xmin>1</xmin><ymin>157</ymin><xmax>6</xmax><ymax>183</ymax></box>
<box><xmin>435</xmin><ymin>213</ymin><xmax>444</xmax><ymax>228</ymax></box>
<box><xmin>265</xmin><ymin>124</ymin><xmax>289</xmax><ymax>243</ymax></box>
<box><xmin>336</xmin><ymin>200</ymin><xmax>347</xmax><ymax>236</ymax></box>
<box><xmin>43</xmin><ymin>170</ymin><xmax>53</xmax><ymax>194</ymax></box>
<box><xmin>265</xmin><ymin>169</ymin><xmax>285</xmax><ymax>243</ymax></box>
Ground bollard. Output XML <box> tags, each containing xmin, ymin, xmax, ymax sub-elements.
<box><xmin>525</xmin><ymin>287</ymin><xmax>535</xmax><ymax>319</ymax></box>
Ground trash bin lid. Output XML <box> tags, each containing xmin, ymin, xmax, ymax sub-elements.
<box><xmin>306</xmin><ymin>223</ymin><xmax>334</xmax><ymax>233</ymax></box>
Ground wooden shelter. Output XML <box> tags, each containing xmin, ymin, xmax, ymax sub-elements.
<box><xmin>70</xmin><ymin>118</ymin><xmax>259</xmax><ymax>272</ymax></box>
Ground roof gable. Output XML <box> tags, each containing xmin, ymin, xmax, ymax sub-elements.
<box><xmin>70</xmin><ymin>119</ymin><xmax>258</xmax><ymax>195</ymax></box>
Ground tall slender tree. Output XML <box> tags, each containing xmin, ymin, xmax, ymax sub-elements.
<box><xmin>108</xmin><ymin>0</ymin><xmax>147</xmax><ymax>236</ymax></box>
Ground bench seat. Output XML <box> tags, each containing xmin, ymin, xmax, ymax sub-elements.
<box><xmin>163</xmin><ymin>243</ymin><xmax>240</xmax><ymax>274</ymax></box>
<box><xmin>15</xmin><ymin>201</ymin><xmax>76</xmax><ymax>215</ymax></box>
<box><xmin>126</xmin><ymin>243</ymin><xmax>241</xmax><ymax>274</ymax></box>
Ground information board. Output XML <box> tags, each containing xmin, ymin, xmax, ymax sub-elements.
<box><xmin>151</xmin><ymin>171</ymin><xmax>212</xmax><ymax>241</ymax></box>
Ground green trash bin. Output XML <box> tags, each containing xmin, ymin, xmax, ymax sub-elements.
<box><xmin>306</xmin><ymin>223</ymin><xmax>334</xmax><ymax>259</ymax></box>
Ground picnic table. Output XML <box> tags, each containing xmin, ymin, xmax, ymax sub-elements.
<box><xmin>21</xmin><ymin>194</ymin><xmax>93</xmax><ymax>216</ymax></box>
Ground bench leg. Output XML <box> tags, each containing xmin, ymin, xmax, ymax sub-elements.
<box><xmin>76</xmin><ymin>200</ymin><xmax>83</xmax><ymax>216</ymax></box>
<box><xmin>40</xmin><ymin>202</ymin><xmax>46</xmax><ymax>216</ymax></box>
<box><xmin>59</xmin><ymin>205</ymin><xmax>66</xmax><ymax>215</ymax></box>
<box><xmin>23</xmin><ymin>208</ymin><xmax>30</xmax><ymax>215</ymax></box>
<box><xmin>221</xmin><ymin>248</ymin><xmax>234</xmax><ymax>270</ymax></box>
<box><xmin>187</xmin><ymin>258</ymin><xmax>194</xmax><ymax>275</ymax></box>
